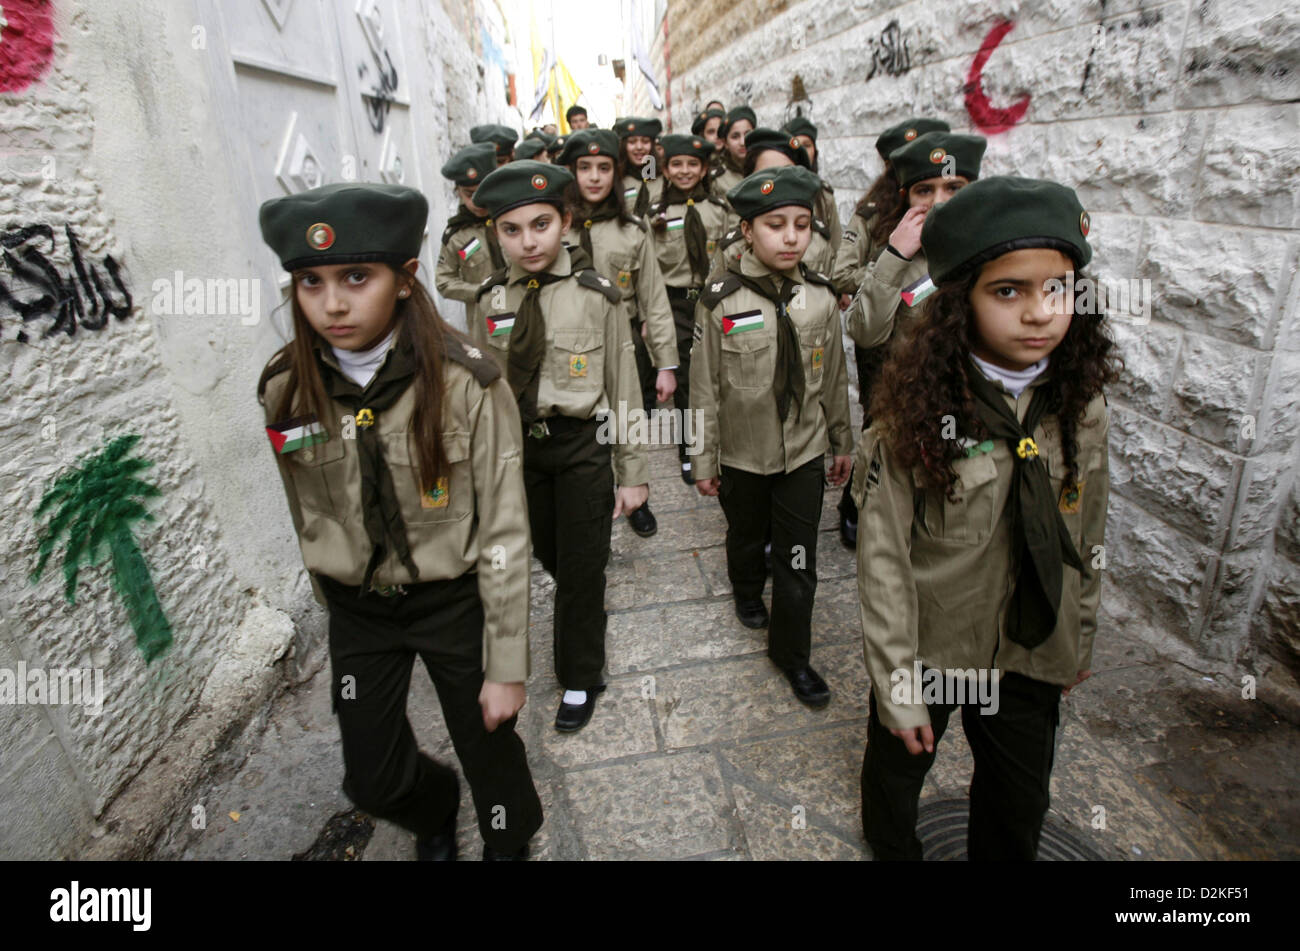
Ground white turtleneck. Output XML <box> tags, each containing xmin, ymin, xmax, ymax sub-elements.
<box><xmin>332</xmin><ymin>327</ymin><xmax>397</xmax><ymax>388</ymax></box>
<box><xmin>971</xmin><ymin>353</ymin><xmax>1049</xmax><ymax>399</ymax></box>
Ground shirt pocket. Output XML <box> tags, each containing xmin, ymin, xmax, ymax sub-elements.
<box><xmin>720</xmin><ymin>330</ymin><xmax>773</xmax><ymax>391</ymax></box>
<box><xmin>921</xmin><ymin>450</ymin><xmax>999</xmax><ymax>546</ymax></box>
<box><xmin>1045</xmin><ymin>441</ymin><xmax>1100</xmax><ymax>542</ymax></box>
<box><xmin>382</xmin><ymin>429</ymin><xmax>473</xmax><ymax>525</ymax></box>
<box><xmin>605</xmin><ymin>251</ymin><xmax>638</xmax><ymax>300</ymax></box>
<box><xmin>286</xmin><ymin>433</ymin><xmax>348</xmax><ymax>516</ymax></box>
<box><xmin>799</xmin><ymin>326</ymin><xmax>828</xmax><ymax>387</ymax></box>
<box><xmin>482</xmin><ymin>311</ymin><xmax>514</xmax><ymax>360</ymax></box>
<box><xmin>551</xmin><ymin>328</ymin><xmax>604</xmax><ymax>392</ymax></box>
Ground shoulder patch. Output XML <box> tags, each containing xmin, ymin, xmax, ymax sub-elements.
<box><xmin>576</xmin><ymin>268</ymin><xmax>623</xmax><ymax>304</ymax></box>
<box><xmin>444</xmin><ymin>336</ymin><xmax>501</xmax><ymax>387</ymax></box>
<box><xmin>475</xmin><ymin>268</ymin><xmax>508</xmax><ymax>300</ymax></box>
<box><xmin>700</xmin><ymin>273</ymin><xmax>743</xmax><ymax>309</ymax></box>
<box><xmin>720</xmin><ymin>228</ymin><xmax>744</xmax><ymax>251</ymax></box>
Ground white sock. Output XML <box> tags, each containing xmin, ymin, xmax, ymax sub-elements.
<box><xmin>563</xmin><ymin>689</ymin><xmax>587</xmax><ymax>705</ymax></box>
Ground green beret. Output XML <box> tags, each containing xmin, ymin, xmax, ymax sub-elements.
<box><xmin>721</xmin><ymin>105</ymin><xmax>757</xmax><ymax>138</ymax></box>
<box><xmin>782</xmin><ymin>117</ymin><xmax>817</xmax><ymax>142</ymax></box>
<box><xmin>558</xmin><ymin>129</ymin><xmax>620</xmax><ymax>165</ymax></box>
<box><xmin>616</xmin><ymin>116</ymin><xmax>662</xmax><ymax>139</ymax></box>
<box><xmin>875</xmin><ymin>117</ymin><xmax>950</xmax><ymax>162</ymax></box>
<box><xmin>473</xmin><ymin>160</ymin><xmax>575</xmax><ymax>217</ymax></box>
<box><xmin>743</xmin><ymin>127</ymin><xmax>810</xmax><ymax>168</ymax></box>
<box><xmin>890</xmin><ymin>131</ymin><xmax>986</xmax><ymax>190</ymax></box>
<box><xmin>512</xmin><ymin>138</ymin><xmax>547</xmax><ymax>161</ymax></box>
<box><xmin>525</xmin><ymin>128</ymin><xmax>556</xmax><ymax>146</ymax></box>
<box><xmin>470</xmin><ymin>124</ymin><xmax>519</xmax><ymax>149</ymax></box>
<box><xmin>660</xmin><ymin>133</ymin><xmax>715</xmax><ymax>161</ymax></box>
<box><xmin>259</xmin><ymin>182</ymin><xmax>428</xmax><ymax>271</ymax></box>
<box><xmin>921</xmin><ymin>176</ymin><xmax>1093</xmax><ymax>284</ymax></box>
<box><xmin>546</xmin><ymin>134</ymin><xmax>569</xmax><ymax>156</ymax></box>
<box><xmin>726</xmin><ymin>165</ymin><xmax>821</xmax><ymax>220</ymax></box>
<box><xmin>691</xmin><ymin>107</ymin><xmax>726</xmax><ymax>135</ymax></box>
<box><xmin>440</xmin><ymin>142</ymin><xmax>498</xmax><ymax>186</ymax></box>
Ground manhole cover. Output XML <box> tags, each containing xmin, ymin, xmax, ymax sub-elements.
<box><xmin>917</xmin><ymin>798</ymin><xmax>1108</xmax><ymax>861</ymax></box>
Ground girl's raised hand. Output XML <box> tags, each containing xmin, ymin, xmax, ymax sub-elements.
<box><xmin>888</xmin><ymin>206</ymin><xmax>927</xmax><ymax>260</ymax></box>
<box><xmin>479</xmin><ymin>681</ymin><xmax>526</xmax><ymax>731</ymax></box>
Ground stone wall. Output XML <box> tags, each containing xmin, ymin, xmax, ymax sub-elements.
<box><xmin>0</xmin><ymin>0</ymin><xmax>506</xmax><ymax>858</ymax></box>
<box><xmin>665</xmin><ymin>0</ymin><xmax>1300</xmax><ymax>688</ymax></box>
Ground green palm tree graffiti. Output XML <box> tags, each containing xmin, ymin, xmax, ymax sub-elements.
<box><xmin>31</xmin><ymin>433</ymin><xmax>174</xmax><ymax>663</ymax></box>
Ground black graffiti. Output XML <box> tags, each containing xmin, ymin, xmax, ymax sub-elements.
<box><xmin>0</xmin><ymin>224</ymin><xmax>133</xmax><ymax>341</ymax></box>
<box><xmin>358</xmin><ymin>47</ymin><xmax>399</xmax><ymax>134</ymax></box>
<box><xmin>865</xmin><ymin>19</ymin><xmax>910</xmax><ymax>81</ymax></box>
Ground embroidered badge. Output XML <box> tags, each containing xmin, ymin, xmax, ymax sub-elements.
<box><xmin>457</xmin><ymin>236</ymin><xmax>481</xmax><ymax>261</ymax></box>
<box><xmin>355</xmin><ymin>408</ymin><xmax>375</xmax><ymax>428</ymax></box>
<box><xmin>665</xmin><ymin>217</ymin><xmax>685</xmax><ymax>233</ymax></box>
<box><xmin>722</xmin><ymin>310</ymin><xmax>764</xmax><ymax>335</ymax></box>
<box><xmin>624</xmin><ymin>187</ymin><xmax>639</xmax><ymax>201</ymax></box>
<box><xmin>266</xmin><ymin>414</ymin><xmax>326</xmax><ymax>454</ymax></box>
<box><xmin>486</xmin><ymin>314</ymin><xmax>516</xmax><ymax>337</ymax></box>
<box><xmin>1059</xmin><ymin>481</ymin><xmax>1084</xmax><ymax>514</ymax></box>
<box><xmin>305</xmin><ymin>222</ymin><xmax>335</xmax><ymax>250</ymax></box>
<box><xmin>706</xmin><ymin>239</ymin><xmax>717</xmax><ymax>255</ymax></box>
<box><xmin>569</xmin><ymin>353</ymin><xmax>588</xmax><ymax>376</ymax></box>
<box><xmin>616</xmin><ymin>269</ymin><xmax>632</xmax><ymax>289</ymax></box>
<box><xmin>421</xmin><ymin>476</ymin><xmax>450</xmax><ymax>509</ymax></box>
<box><xmin>811</xmin><ymin>347</ymin><xmax>824</xmax><ymax>370</ymax></box>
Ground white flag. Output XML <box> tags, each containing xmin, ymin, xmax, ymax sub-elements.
<box><xmin>630</xmin><ymin>0</ymin><xmax>664</xmax><ymax>110</ymax></box>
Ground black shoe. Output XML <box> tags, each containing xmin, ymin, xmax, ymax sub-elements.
<box><xmin>628</xmin><ymin>504</ymin><xmax>657</xmax><ymax>537</ymax></box>
<box><xmin>415</xmin><ymin>807</ymin><xmax>459</xmax><ymax>861</ymax></box>
<box><xmin>735</xmin><ymin>598</ymin><xmax>769</xmax><ymax>629</ymax></box>
<box><xmin>555</xmin><ymin>685</ymin><xmax>607</xmax><ymax>733</ymax></box>
<box><xmin>783</xmin><ymin>665</ymin><xmax>831</xmax><ymax>709</ymax></box>
<box><xmin>482</xmin><ymin>842</ymin><xmax>530</xmax><ymax>861</ymax></box>
<box><xmin>840</xmin><ymin>516</ymin><xmax>857</xmax><ymax>550</ymax></box>
<box><xmin>680</xmin><ymin>461</ymin><xmax>695</xmax><ymax>485</ymax></box>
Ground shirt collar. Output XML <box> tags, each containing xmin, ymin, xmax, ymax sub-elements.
<box><xmin>507</xmin><ymin>245</ymin><xmax>572</xmax><ymax>286</ymax></box>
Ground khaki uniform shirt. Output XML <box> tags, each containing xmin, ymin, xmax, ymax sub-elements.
<box><xmin>832</xmin><ymin>208</ymin><xmax>882</xmax><ymax>295</ymax></box>
<box><xmin>689</xmin><ymin>248</ymin><xmax>854</xmax><ymax>481</ymax></box>
<box><xmin>651</xmin><ymin>195</ymin><xmax>730</xmax><ymax>288</ymax></box>
<box><xmin>259</xmin><ymin>342</ymin><xmax>532</xmax><ymax>683</ymax></box>
<box><xmin>851</xmin><ymin>381</ymin><xmax>1109</xmax><ymax>730</ymax></box>
<box><xmin>621</xmin><ymin>174</ymin><xmax>664</xmax><ymax>215</ymax></box>
<box><xmin>477</xmin><ymin>247</ymin><xmax>651</xmax><ymax>487</ymax></box>
<box><xmin>844</xmin><ymin>247</ymin><xmax>929</xmax><ymax>351</ymax></box>
<box><xmin>585</xmin><ymin>216</ymin><xmax>678</xmax><ymax>369</ymax></box>
<box><xmin>435</xmin><ymin>219</ymin><xmax>502</xmax><ymax>349</ymax></box>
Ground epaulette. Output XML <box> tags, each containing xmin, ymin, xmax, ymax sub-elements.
<box><xmin>800</xmin><ymin>264</ymin><xmax>837</xmax><ymax>293</ymax></box>
<box><xmin>699</xmin><ymin>273</ymin><xmax>743</xmax><ymax>309</ymax></box>
<box><xmin>444</xmin><ymin>335</ymin><xmax>501</xmax><ymax>387</ymax></box>
<box><xmin>440</xmin><ymin>223</ymin><xmax>459</xmax><ymax>247</ymax></box>
<box><xmin>705</xmin><ymin>194</ymin><xmax>729</xmax><ymax>210</ymax></box>
<box><xmin>812</xmin><ymin>217</ymin><xmax>831</xmax><ymax>239</ymax></box>
<box><xmin>576</xmin><ymin>268</ymin><xmax>622</xmax><ymax>303</ymax></box>
<box><xmin>719</xmin><ymin>227</ymin><xmax>744</xmax><ymax>251</ymax></box>
<box><xmin>257</xmin><ymin>353</ymin><xmax>292</xmax><ymax>403</ymax></box>
<box><xmin>474</xmin><ymin>268</ymin><xmax>508</xmax><ymax>300</ymax></box>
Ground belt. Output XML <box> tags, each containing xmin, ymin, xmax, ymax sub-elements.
<box><xmin>665</xmin><ymin>285</ymin><xmax>700</xmax><ymax>301</ymax></box>
<box><xmin>526</xmin><ymin>415</ymin><xmax>591</xmax><ymax>440</ymax></box>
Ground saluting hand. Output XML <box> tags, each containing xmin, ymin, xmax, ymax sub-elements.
<box><xmin>826</xmin><ymin>455</ymin><xmax>852</xmax><ymax>486</ymax></box>
<box><xmin>479</xmin><ymin>681</ymin><xmax>525</xmax><ymax>732</ymax></box>
<box><xmin>888</xmin><ymin>206</ymin><xmax>927</xmax><ymax>260</ymax></box>
<box><xmin>614</xmin><ymin>484</ymin><xmax>649</xmax><ymax>517</ymax></box>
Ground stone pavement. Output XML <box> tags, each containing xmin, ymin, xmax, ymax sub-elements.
<box><xmin>166</xmin><ymin>439</ymin><xmax>1300</xmax><ymax>862</ymax></box>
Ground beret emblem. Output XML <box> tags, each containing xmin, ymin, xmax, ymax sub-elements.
<box><xmin>467</xmin><ymin>168</ymin><xmax>478</xmax><ymax>179</ymax></box>
<box><xmin>531</xmin><ymin>174</ymin><xmax>548</xmax><ymax>190</ymax></box>
<box><xmin>1079</xmin><ymin>211</ymin><xmax>1091</xmax><ymax>237</ymax></box>
<box><xmin>588</xmin><ymin>142</ymin><xmax>600</xmax><ymax>153</ymax></box>
<box><xmin>306</xmin><ymin>222</ymin><xmax>335</xmax><ymax>250</ymax></box>
<box><xmin>760</xmin><ymin>179</ymin><xmax>774</xmax><ymax>194</ymax></box>
<box><xmin>929</xmin><ymin>148</ymin><xmax>946</xmax><ymax>164</ymax></box>
<box><xmin>904</xmin><ymin>128</ymin><xmax>917</xmax><ymax>141</ymax></box>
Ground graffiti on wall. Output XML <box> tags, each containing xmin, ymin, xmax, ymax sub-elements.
<box><xmin>0</xmin><ymin>224</ymin><xmax>134</xmax><ymax>341</ymax></box>
<box><xmin>865</xmin><ymin>19</ymin><xmax>911</xmax><ymax>81</ymax></box>
<box><xmin>0</xmin><ymin>0</ymin><xmax>56</xmax><ymax>93</ymax></box>
<box><xmin>964</xmin><ymin>19</ymin><xmax>1032</xmax><ymax>134</ymax></box>
<box><xmin>32</xmin><ymin>434</ymin><xmax>175</xmax><ymax>665</ymax></box>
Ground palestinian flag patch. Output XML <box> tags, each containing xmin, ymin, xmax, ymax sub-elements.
<box><xmin>665</xmin><ymin>217</ymin><xmax>684</xmax><ymax>233</ymax></box>
<box><xmin>486</xmin><ymin>313</ymin><xmax>516</xmax><ymax>337</ymax></box>
<box><xmin>624</xmin><ymin>187</ymin><xmax>639</xmax><ymax>201</ymax></box>
<box><xmin>900</xmin><ymin>273</ymin><xmax>936</xmax><ymax>306</ymax></box>
<box><xmin>267</xmin><ymin>415</ymin><xmax>326</xmax><ymax>455</ymax></box>
<box><xmin>722</xmin><ymin>310</ymin><xmax>764</xmax><ymax>335</ymax></box>
<box><xmin>457</xmin><ymin>237</ymin><xmax>482</xmax><ymax>261</ymax></box>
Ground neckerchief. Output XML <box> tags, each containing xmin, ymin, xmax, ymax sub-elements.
<box><xmin>965</xmin><ymin>364</ymin><xmax>1083</xmax><ymax>649</ymax></box>
<box><xmin>506</xmin><ymin>267</ymin><xmax>567</xmax><ymax>424</ymax></box>
<box><xmin>577</xmin><ymin>201</ymin><xmax>622</xmax><ymax>260</ymax></box>
<box><xmin>725</xmin><ymin>256</ymin><xmax>806</xmax><ymax>423</ymax></box>
<box><xmin>316</xmin><ymin>338</ymin><xmax>420</xmax><ymax>593</ymax></box>
<box><xmin>445</xmin><ymin>204</ymin><xmax>505</xmax><ymax>269</ymax></box>
<box><xmin>661</xmin><ymin>183</ymin><xmax>712</xmax><ymax>284</ymax></box>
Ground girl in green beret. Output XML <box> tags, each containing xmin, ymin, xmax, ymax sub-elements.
<box><xmin>711</xmin><ymin>106</ymin><xmax>756</xmax><ymax>197</ymax></box>
<box><xmin>851</xmin><ymin>175</ymin><xmax>1120</xmax><ymax>860</ymax></box>
<box><xmin>559</xmin><ymin>130</ymin><xmax>679</xmax><ymax>539</ymax></box>
<box><xmin>256</xmin><ymin>182</ymin><xmax>542</xmax><ymax>861</ymax></box>
<box><xmin>616</xmin><ymin>117</ymin><xmax>664</xmax><ymax>218</ymax></box>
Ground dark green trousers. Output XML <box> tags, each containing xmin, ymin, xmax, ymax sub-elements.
<box><xmin>322</xmin><ymin>572</ymin><xmax>542</xmax><ymax>853</ymax></box>
<box><xmin>718</xmin><ymin>457</ymin><xmax>825</xmax><ymax>671</ymax></box>
<box><xmin>523</xmin><ymin>416</ymin><xmax>613</xmax><ymax>689</ymax></box>
<box><xmin>667</xmin><ymin>289</ymin><xmax>697</xmax><ymax>463</ymax></box>
<box><xmin>861</xmin><ymin>671</ymin><xmax>1061</xmax><ymax>861</ymax></box>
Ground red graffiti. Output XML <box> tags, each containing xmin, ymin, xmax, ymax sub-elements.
<box><xmin>964</xmin><ymin>20</ymin><xmax>1030</xmax><ymax>134</ymax></box>
<box><xmin>0</xmin><ymin>0</ymin><xmax>56</xmax><ymax>93</ymax></box>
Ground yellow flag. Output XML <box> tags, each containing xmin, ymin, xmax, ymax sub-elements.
<box><xmin>555</xmin><ymin>58</ymin><xmax>583</xmax><ymax>134</ymax></box>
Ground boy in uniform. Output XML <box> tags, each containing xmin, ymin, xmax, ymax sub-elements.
<box><xmin>472</xmin><ymin>161</ymin><xmax>651</xmax><ymax>733</ymax></box>
<box><xmin>566</xmin><ymin>104</ymin><xmax>590</xmax><ymax>130</ymax></box>
<box><xmin>436</xmin><ymin>142</ymin><xmax>507</xmax><ymax>349</ymax></box>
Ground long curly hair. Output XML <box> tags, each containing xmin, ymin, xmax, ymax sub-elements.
<box><xmin>870</xmin><ymin>263</ymin><xmax>1122</xmax><ymax>499</ymax></box>
<box><xmin>861</xmin><ymin>164</ymin><xmax>906</xmax><ymax>248</ymax></box>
